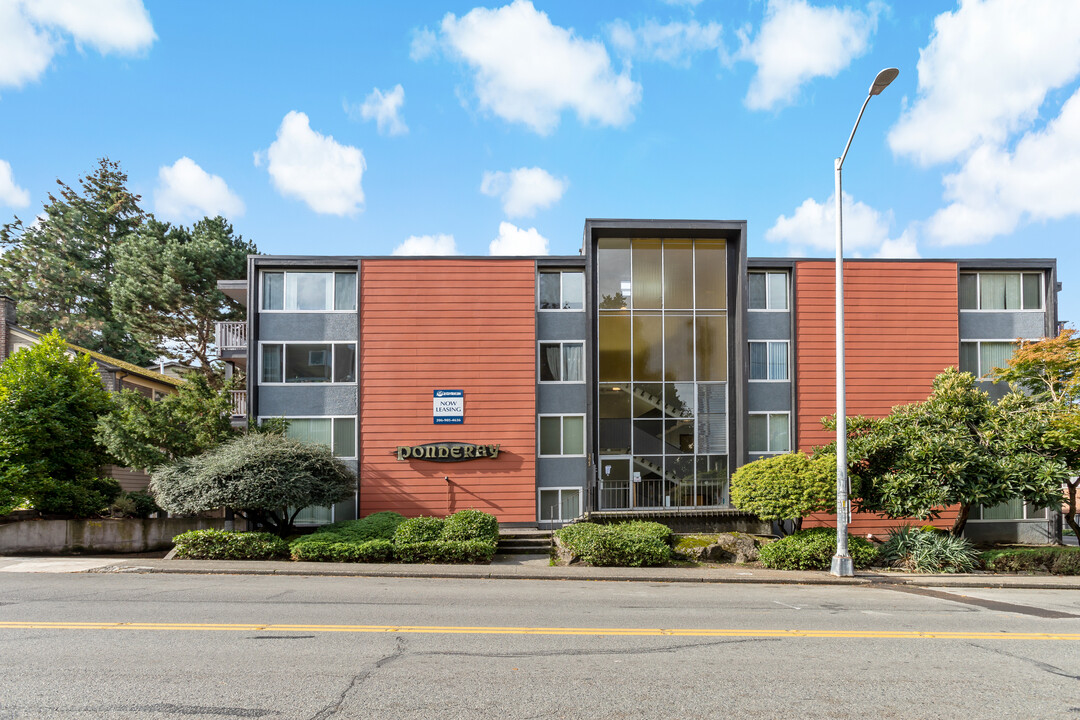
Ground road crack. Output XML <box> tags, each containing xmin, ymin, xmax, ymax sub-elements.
<box><xmin>965</xmin><ymin>642</ymin><xmax>1080</xmax><ymax>681</ymax></box>
<box><xmin>307</xmin><ymin>636</ymin><xmax>407</xmax><ymax>720</ymax></box>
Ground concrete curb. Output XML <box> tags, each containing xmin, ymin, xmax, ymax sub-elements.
<box><xmin>79</xmin><ymin>559</ymin><xmax>1080</xmax><ymax>590</ymax></box>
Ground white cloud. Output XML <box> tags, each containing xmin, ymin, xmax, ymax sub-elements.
<box><xmin>0</xmin><ymin>159</ymin><xmax>30</xmax><ymax>208</ymax></box>
<box><xmin>392</xmin><ymin>233</ymin><xmax>458</xmax><ymax>256</ymax></box>
<box><xmin>607</xmin><ymin>19</ymin><xmax>724</xmax><ymax>66</ymax></box>
<box><xmin>739</xmin><ymin>0</ymin><xmax>880</xmax><ymax>111</ymax></box>
<box><xmin>437</xmin><ymin>0</ymin><xmax>642</xmax><ymax>135</ymax></box>
<box><xmin>352</xmin><ymin>84</ymin><xmax>408</xmax><ymax>136</ymax></box>
<box><xmin>154</xmin><ymin>157</ymin><xmax>244</xmax><ymax>222</ymax></box>
<box><xmin>889</xmin><ymin>0</ymin><xmax>1080</xmax><ymax>167</ymax></box>
<box><xmin>260</xmin><ymin>111</ymin><xmax>366</xmax><ymax>216</ymax></box>
<box><xmin>489</xmin><ymin>221</ymin><xmax>550</xmax><ymax>255</ymax></box>
<box><xmin>765</xmin><ymin>192</ymin><xmax>918</xmax><ymax>258</ymax></box>
<box><xmin>410</xmin><ymin>27</ymin><xmax>438</xmax><ymax>61</ymax></box>
<box><xmin>925</xmin><ymin>87</ymin><xmax>1080</xmax><ymax>246</ymax></box>
<box><xmin>480</xmin><ymin>166</ymin><xmax>567</xmax><ymax>218</ymax></box>
<box><xmin>0</xmin><ymin>0</ymin><xmax>155</xmax><ymax>89</ymax></box>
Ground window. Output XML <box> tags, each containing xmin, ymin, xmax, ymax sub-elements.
<box><xmin>539</xmin><ymin>415</ymin><xmax>585</xmax><ymax>456</ymax></box>
<box><xmin>958</xmin><ymin>272</ymin><xmax>1042</xmax><ymax>310</ymax></box>
<box><xmin>261</xmin><ymin>271</ymin><xmax>357</xmax><ymax>311</ymax></box>
<box><xmin>260</xmin><ymin>342</ymin><xmax>356</xmax><ymax>384</ymax></box>
<box><xmin>538</xmin><ymin>270</ymin><xmax>584</xmax><ymax>310</ymax></box>
<box><xmin>748</xmin><ymin>271</ymin><xmax>788</xmax><ymax>310</ymax></box>
<box><xmin>262</xmin><ymin>416</ymin><xmax>357</xmax><ymax>458</ymax></box>
<box><xmin>748</xmin><ymin>413</ymin><xmax>790</xmax><ymax>454</ymax></box>
<box><xmin>539</xmin><ymin>341</ymin><xmax>584</xmax><ymax>382</ymax></box>
<box><xmin>749</xmin><ymin>341</ymin><xmax>788</xmax><ymax>380</ymax></box>
<box><xmin>959</xmin><ymin>341</ymin><xmax>1018</xmax><ymax>379</ymax></box>
<box><xmin>538</xmin><ymin>488</ymin><xmax>581</xmax><ymax>524</ymax></box>
<box><xmin>973</xmin><ymin>499</ymin><xmax>1049</xmax><ymax>522</ymax></box>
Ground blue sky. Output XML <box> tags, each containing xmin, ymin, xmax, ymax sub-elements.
<box><xmin>1</xmin><ymin>0</ymin><xmax>1078</xmax><ymax>322</ymax></box>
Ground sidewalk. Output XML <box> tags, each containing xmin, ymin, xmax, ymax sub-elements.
<box><xmin>2</xmin><ymin>554</ymin><xmax>1078</xmax><ymax>589</ymax></box>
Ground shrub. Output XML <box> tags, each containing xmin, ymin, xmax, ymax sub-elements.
<box><xmin>394</xmin><ymin>539</ymin><xmax>497</xmax><ymax>564</ymax></box>
<box><xmin>310</xmin><ymin>512</ymin><xmax>405</xmax><ymax>543</ymax></box>
<box><xmin>173</xmin><ymin>529</ymin><xmax>289</xmax><ymax>560</ymax></box>
<box><xmin>441</xmin><ymin>509</ymin><xmax>499</xmax><ymax>543</ymax></box>
<box><xmin>981</xmin><ymin>547</ymin><xmax>1080</xmax><ymax>576</ymax></box>
<box><xmin>556</xmin><ymin>521</ymin><xmax>672</xmax><ymax>567</ymax></box>
<box><xmin>729</xmin><ymin>452</ymin><xmax>840</xmax><ymax>534</ymax></box>
<box><xmin>290</xmin><ymin>538</ymin><xmax>393</xmax><ymax>563</ymax></box>
<box><xmin>393</xmin><ymin>516</ymin><xmax>445</xmax><ymax>544</ymax></box>
<box><xmin>879</xmin><ymin>525</ymin><xmax>979</xmax><ymax>573</ymax></box>
<box><xmin>111</xmin><ymin>490</ymin><xmax>161</xmax><ymax>518</ymax></box>
<box><xmin>758</xmin><ymin>528</ymin><xmax>878</xmax><ymax>570</ymax></box>
<box><xmin>150</xmin><ymin>432</ymin><xmax>355</xmax><ymax>536</ymax></box>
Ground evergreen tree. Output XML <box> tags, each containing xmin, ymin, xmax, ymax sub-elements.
<box><xmin>0</xmin><ymin>158</ymin><xmax>153</xmax><ymax>365</ymax></box>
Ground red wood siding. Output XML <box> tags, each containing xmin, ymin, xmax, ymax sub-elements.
<box><xmin>794</xmin><ymin>261</ymin><xmax>960</xmax><ymax>535</ymax></box>
<box><xmin>359</xmin><ymin>259</ymin><xmax>536</xmax><ymax>522</ymax></box>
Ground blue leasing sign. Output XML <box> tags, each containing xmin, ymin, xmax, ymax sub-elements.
<box><xmin>433</xmin><ymin>389</ymin><xmax>464</xmax><ymax>424</ymax></box>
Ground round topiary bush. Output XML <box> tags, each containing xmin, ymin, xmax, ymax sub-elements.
<box><xmin>758</xmin><ymin>527</ymin><xmax>878</xmax><ymax>570</ymax></box>
<box><xmin>441</xmin><ymin>509</ymin><xmax>499</xmax><ymax>543</ymax></box>
<box><xmin>393</xmin><ymin>516</ymin><xmax>446</xmax><ymax>544</ymax></box>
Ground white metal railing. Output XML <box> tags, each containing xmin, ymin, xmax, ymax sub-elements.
<box><xmin>215</xmin><ymin>321</ymin><xmax>246</xmax><ymax>351</ymax></box>
<box><xmin>229</xmin><ymin>390</ymin><xmax>247</xmax><ymax>417</ymax></box>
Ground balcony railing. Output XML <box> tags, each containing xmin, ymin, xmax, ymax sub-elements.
<box><xmin>229</xmin><ymin>390</ymin><xmax>247</xmax><ymax>417</ymax></box>
<box><xmin>215</xmin><ymin>321</ymin><xmax>246</xmax><ymax>351</ymax></box>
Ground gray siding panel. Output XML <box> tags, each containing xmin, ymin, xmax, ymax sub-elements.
<box><xmin>959</xmin><ymin>311</ymin><xmax>1046</xmax><ymax>339</ymax></box>
<box><xmin>747</xmin><ymin>312</ymin><xmax>792</xmax><ymax>340</ymax></box>
<box><xmin>538</xmin><ymin>312</ymin><xmax>587</xmax><ymax>341</ymax></box>
<box><xmin>747</xmin><ymin>382</ymin><xmax>792</xmax><ymax>411</ymax></box>
<box><xmin>537</xmin><ymin>457</ymin><xmax>588</xmax><ymax>489</ymax></box>
<box><xmin>260</xmin><ymin>313</ymin><xmax>357</xmax><ymax>342</ymax></box>
<box><xmin>538</xmin><ymin>384</ymin><xmax>588</xmax><ymax>414</ymax></box>
<box><xmin>258</xmin><ymin>385</ymin><xmax>358</xmax><ymax>417</ymax></box>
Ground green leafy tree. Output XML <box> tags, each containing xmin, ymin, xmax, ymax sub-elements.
<box><xmin>0</xmin><ymin>159</ymin><xmax>153</xmax><ymax>365</ymax></box>
<box><xmin>834</xmin><ymin>368</ymin><xmax>1065</xmax><ymax>536</ymax></box>
<box><xmin>730</xmin><ymin>451</ymin><xmax>839</xmax><ymax>535</ymax></box>
<box><xmin>113</xmin><ymin>216</ymin><xmax>256</xmax><ymax>380</ymax></box>
<box><xmin>0</xmin><ymin>331</ymin><xmax>120</xmax><ymax>516</ymax></box>
<box><xmin>95</xmin><ymin>373</ymin><xmax>239</xmax><ymax>472</ymax></box>
<box><xmin>150</xmin><ymin>432</ymin><xmax>355</xmax><ymax>536</ymax></box>
<box><xmin>991</xmin><ymin>330</ymin><xmax>1080</xmax><ymax>538</ymax></box>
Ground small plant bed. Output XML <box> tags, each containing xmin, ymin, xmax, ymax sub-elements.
<box><xmin>553</xmin><ymin>521</ymin><xmax>673</xmax><ymax>567</ymax></box>
<box><xmin>879</xmin><ymin>526</ymin><xmax>980</xmax><ymax>574</ymax></box>
<box><xmin>758</xmin><ymin>528</ymin><xmax>878</xmax><ymax>571</ymax></box>
<box><xmin>981</xmin><ymin>546</ymin><xmax>1080</xmax><ymax>576</ymax></box>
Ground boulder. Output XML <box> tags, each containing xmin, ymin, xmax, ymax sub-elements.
<box><xmin>679</xmin><ymin>533</ymin><xmax>760</xmax><ymax>564</ymax></box>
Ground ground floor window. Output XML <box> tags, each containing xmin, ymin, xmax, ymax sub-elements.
<box><xmin>598</xmin><ymin>455</ymin><xmax>727</xmax><ymax>510</ymax></box>
<box><xmin>539</xmin><ymin>488</ymin><xmax>581</xmax><ymax>524</ymax></box>
<box><xmin>972</xmin><ymin>499</ymin><xmax>1049</xmax><ymax>521</ymax></box>
<box><xmin>293</xmin><ymin>504</ymin><xmax>334</xmax><ymax>525</ymax></box>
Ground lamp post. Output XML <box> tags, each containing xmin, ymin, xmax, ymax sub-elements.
<box><xmin>831</xmin><ymin>67</ymin><xmax>899</xmax><ymax>578</ymax></box>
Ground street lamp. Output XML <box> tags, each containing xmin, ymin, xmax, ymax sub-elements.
<box><xmin>831</xmin><ymin>67</ymin><xmax>899</xmax><ymax>578</ymax></box>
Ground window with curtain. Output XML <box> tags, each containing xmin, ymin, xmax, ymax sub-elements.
<box><xmin>749</xmin><ymin>413</ymin><xmax>790</xmax><ymax>454</ymax></box>
<box><xmin>278</xmin><ymin>417</ymin><xmax>356</xmax><ymax>458</ymax></box>
<box><xmin>261</xmin><ymin>271</ymin><xmax>357</xmax><ymax>311</ymax></box>
<box><xmin>749</xmin><ymin>341</ymin><xmax>788</xmax><ymax>380</ymax></box>
<box><xmin>538</xmin><ymin>270</ymin><xmax>584</xmax><ymax>310</ymax></box>
<box><xmin>539</xmin><ymin>415</ymin><xmax>585</xmax><ymax>456</ymax></box>
<box><xmin>539</xmin><ymin>342</ymin><xmax>584</xmax><ymax>382</ymax></box>
<box><xmin>959</xmin><ymin>341</ymin><xmax>1018</xmax><ymax>378</ymax></box>
<box><xmin>748</xmin><ymin>271</ymin><xmax>788</xmax><ymax>310</ymax></box>
<box><xmin>959</xmin><ymin>272</ymin><xmax>1042</xmax><ymax>310</ymax></box>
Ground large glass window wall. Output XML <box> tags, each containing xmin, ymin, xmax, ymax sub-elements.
<box><xmin>597</xmin><ymin>237</ymin><xmax>730</xmax><ymax>509</ymax></box>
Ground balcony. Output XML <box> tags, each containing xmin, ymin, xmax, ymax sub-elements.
<box><xmin>229</xmin><ymin>390</ymin><xmax>247</xmax><ymax>417</ymax></box>
<box><xmin>215</xmin><ymin>321</ymin><xmax>246</xmax><ymax>351</ymax></box>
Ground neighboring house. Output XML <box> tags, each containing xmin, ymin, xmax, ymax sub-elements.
<box><xmin>0</xmin><ymin>295</ymin><xmax>183</xmax><ymax>492</ymax></box>
<box><xmin>215</xmin><ymin>218</ymin><xmax>1061</xmax><ymax>543</ymax></box>
<box><xmin>146</xmin><ymin>359</ymin><xmax>198</xmax><ymax>380</ymax></box>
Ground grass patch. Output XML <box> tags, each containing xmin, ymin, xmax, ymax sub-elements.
<box><xmin>981</xmin><ymin>546</ymin><xmax>1080</xmax><ymax>575</ymax></box>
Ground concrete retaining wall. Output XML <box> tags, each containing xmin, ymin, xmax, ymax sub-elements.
<box><xmin>0</xmin><ymin>518</ymin><xmax>227</xmax><ymax>554</ymax></box>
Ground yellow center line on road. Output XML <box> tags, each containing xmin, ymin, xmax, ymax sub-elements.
<box><xmin>0</xmin><ymin>621</ymin><xmax>1078</xmax><ymax>640</ymax></box>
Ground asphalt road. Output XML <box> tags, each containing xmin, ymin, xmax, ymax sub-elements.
<box><xmin>1</xmin><ymin>573</ymin><xmax>1078</xmax><ymax>719</ymax></box>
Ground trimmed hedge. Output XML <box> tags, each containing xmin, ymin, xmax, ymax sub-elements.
<box><xmin>393</xmin><ymin>516</ymin><xmax>446</xmax><ymax>544</ymax></box>
<box><xmin>981</xmin><ymin>547</ymin><xmax>1080</xmax><ymax>575</ymax></box>
<box><xmin>556</xmin><ymin>521</ymin><xmax>673</xmax><ymax>567</ymax></box>
<box><xmin>441</xmin><ymin>508</ymin><xmax>499</xmax><ymax>543</ymax></box>
<box><xmin>173</xmin><ymin>529</ymin><xmax>289</xmax><ymax>560</ymax></box>
<box><xmin>291</xmin><ymin>539</ymin><xmax>393</xmax><ymax>563</ymax></box>
<box><xmin>303</xmin><ymin>511</ymin><xmax>405</xmax><ymax>543</ymax></box>
<box><xmin>758</xmin><ymin>528</ymin><xmax>879</xmax><ymax>570</ymax></box>
<box><xmin>394</xmin><ymin>539</ymin><xmax>497</xmax><ymax>564</ymax></box>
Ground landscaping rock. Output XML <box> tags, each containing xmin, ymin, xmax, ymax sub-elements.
<box><xmin>553</xmin><ymin>535</ymin><xmax>578</xmax><ymax>565</ymax></box>
<box><xmin>678</xmin><ymin>533</ymin><xmax>760</xmax><ymax>564</ymax></box>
